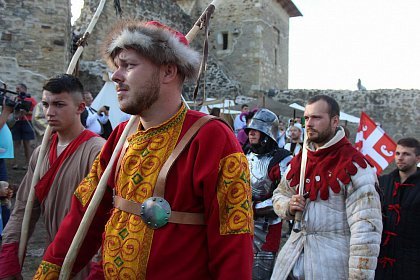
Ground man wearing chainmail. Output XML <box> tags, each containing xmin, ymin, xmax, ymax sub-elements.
<box><xmin>245</xmin><ymin>108</ymin><xmax>292</xmax><ymax>279</ymax></box>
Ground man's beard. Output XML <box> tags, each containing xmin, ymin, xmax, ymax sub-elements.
<box><xmin>307</xmin><ymin>126</ymin><xmax>335</xmax><ymax>145</ymax></box>
<box><xmin>397</xmin><ymin>164</ymin><xmax>414</xmax><ymax>173</ymax></box>
<box><xmin>291</xmin><ymin>136</ymin><xmax>301</xmax><ymax>142</ymax></box>
<box><xmin>120</xmin><ymin>73</ymin><xmax>160</xmax><ymax>115</ymax></box>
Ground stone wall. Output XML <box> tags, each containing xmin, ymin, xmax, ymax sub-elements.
<box><xmin>73</xmin><ymin>0</ymin><xmax>241</xmax><ymax>97</ymax></box>
<box><xmin>75</xmin><ymin>0</ymin><xmax>194</xmax><ymax>62</ymax></box>
<box><xmin>0</xmin><ymin>57</ymin><xmax>48</xmax><ymax>100</ymax></box>
<box><xmin>274</xmin><ymin>89</ymin><xmax>420</xmax><ymax>141</ymax></box>
<box><xmin>0</xmin><ymin>0</ymin><xmax>71</xmax><ymax>97</ymax></box>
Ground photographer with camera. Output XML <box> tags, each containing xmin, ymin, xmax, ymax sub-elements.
<box><xmin>10</xmin><ymin>83</ymin><xmax>37</xmax><ymax>170</ymax></box>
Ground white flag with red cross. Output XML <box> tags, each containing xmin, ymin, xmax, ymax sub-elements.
<box><xmin>355</xmin><ymin>112</ymin><xmax>396</xmax><ymax>175</ymax></box>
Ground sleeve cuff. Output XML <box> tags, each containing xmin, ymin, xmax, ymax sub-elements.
<box><xmin>0</xmin><ymin>242</ymin><xmax>21</xmax><ymax>278</ymax></box>
<box><xmin>34</xmin><ymin>260</ymin><xmax>62</xmax><ymax>279</ymax></box>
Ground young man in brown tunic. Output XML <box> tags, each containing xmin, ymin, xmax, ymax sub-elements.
<box><xmin>0</xmin><ymin>74</ymin><xmax>105</xmax><ymax>279</ymax></box>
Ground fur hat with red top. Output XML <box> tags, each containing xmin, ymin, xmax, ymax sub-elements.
<box><xmin>102</xmin><ymin>20</ymin><xmax>201</xmax><ymax>80</ymax></box>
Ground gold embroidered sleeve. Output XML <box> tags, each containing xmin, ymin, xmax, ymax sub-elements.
<box><xmin>33</xmin><ymin>260</ymin><xmax>61</xmax><ymax>279</ymax></box>
<box><xmin>74</xmin><ymin>156</ymin><xmax>103</xmax><ymax>207</ymax></box>
<box><xmin>217</xmin><ymin>152</ymin><xmax>253</xmax><ymax>235</ymax></box>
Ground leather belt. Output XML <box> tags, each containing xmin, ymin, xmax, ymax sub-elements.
<box><xmin>114</xmin><ymin>195</ymin><xmax>205</xmax><ymax>225</ymax></box>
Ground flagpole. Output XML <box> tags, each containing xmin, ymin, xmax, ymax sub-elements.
<box><xmin>59</xmin><ymin>1</ymin><xmax>222</xmax><ymax>278</ymax></box>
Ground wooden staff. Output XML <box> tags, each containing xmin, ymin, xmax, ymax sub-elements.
<box><xmin>292</xmin><ymin>138</ymin><xmax>307</xmax><ymax>233</ymax></box>
<box><xmin>59</xmin><ymin>115</ymin><xmax>138</xmax><ymax>280</ymax></box>
<box><xmin>18</xmin><ymin>0</ymin><xmax>108</xmax><ymax>267</ymax></box>
<box><xmin>18</xmin><ymin>126</ymin><xmax>52</xmax><ymax>265</ymax></box>
<box><xmin>59</xmin><ymin>1</ymin><xmax>223</xmax><ymax>278</ymax></box>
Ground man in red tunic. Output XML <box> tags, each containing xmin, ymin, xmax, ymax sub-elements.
<box><xmin>34</xmin><ymin>20</ymin><xmax>253</xmax><ymax>279</ymax></box>
<box><xmin>0</xmin><ymin>74</ymin><xmax>105</xmax><ymax>279</ymax></box>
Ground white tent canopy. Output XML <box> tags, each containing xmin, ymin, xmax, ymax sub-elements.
<box><xmin>91</xmin><ymin>73</ymin><xmax>130</xmax><ymax>129</ymax></box>
<box><xmin>289</xmin><ymin>102</ymin><xmax>360</xmax><ymax>124</ymax></box>
<box><xmin>186</xmin><ymin>98</ymin><xmax>241</xmax><ymax>115</ymax></box>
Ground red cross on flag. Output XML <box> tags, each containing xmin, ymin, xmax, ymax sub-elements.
<box><xmin>355</xmin><ymin>112</ymin><xmax>396</xmax><ymax>175</ymax></box>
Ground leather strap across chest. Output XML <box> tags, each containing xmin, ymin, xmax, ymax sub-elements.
<box><xmin>113</xmin><ymin>114</ymin><xmax>225</xmax><ymax>225</ymax></box>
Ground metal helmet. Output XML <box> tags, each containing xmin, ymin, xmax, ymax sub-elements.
<box><xmin>245</xmin><ymin>108</ymin><xmax>279</xmax><ymax>142</ymax></box>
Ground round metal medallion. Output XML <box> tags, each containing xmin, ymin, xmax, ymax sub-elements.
<box><xmin>140</xmin><ymin>197</ymin><xmax>172</xmax><ymax>229</ymax></box>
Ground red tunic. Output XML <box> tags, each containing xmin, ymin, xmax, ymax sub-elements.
<box><xmin>35</xmin><ymin>105</ymin><xmax>254</xmax><ymax>279</ymax></box>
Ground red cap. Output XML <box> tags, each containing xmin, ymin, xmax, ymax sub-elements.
<box><xmin>145</xmin><ymin>21</ymin><xmax>189</xmax><ymax>46</ymax></box>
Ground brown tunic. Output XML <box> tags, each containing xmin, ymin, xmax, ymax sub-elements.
<box><xmin>2</xmin><ymin>135</ymin><xmax>105</xmax><ymax>278</ymax></box>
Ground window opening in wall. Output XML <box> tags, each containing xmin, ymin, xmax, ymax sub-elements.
<box><xmin>273</xmin><ymin>26</ymin><xmax>280</xmax><ymax>45</ymax></box>
<box><xmin>216</xmin><ymin>31</ymin><xmax>230</xmax><ymax>51</ymax></box>
<box><xmin>274</xmin><ymin>47</ymin><xmax>278</xmax><ymax>66</ymax></box>
<box><xmin>222</xmin><ymin>32</ymin><xmax>229</xmax><ymax>50</ymax></box>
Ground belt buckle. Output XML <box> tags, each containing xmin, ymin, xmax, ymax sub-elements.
<box><xmin>140</xmin><ymin>197</ymin><xmax>172</xmax><ymax>229</ymax></box>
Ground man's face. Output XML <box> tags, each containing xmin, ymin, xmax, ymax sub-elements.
<box><xmin>289</xmin><ymin>126</ymin><xmax>301</xmax><ymax>142</ymax></box>
<box><xmin>242</xmin><ymin>106</ymin><xmax>249</xmax><ymax>114</ymax></box>
<box><xmin>395</xmin><ymin>145</ymin><xmax>420</xmax><ymax>173</ymax></box>
<box><xmin>248</xmin><ymin>129</ymin><xmax>261</xmax><ymax>145</ymax></box>
<box><xmin>278</xmin><ymin>121</ymin><xmax>285</xmax><ymax>131</ymax></box>
<box><xmin>42</xmin><ymin>91</ymin><xmax>83</xmax><ymax>133</ymax></box>
<box><xmin>111</xmin><ymin>48</ymin><xmax>161</xmax><ymax>115</ymax></box>
<box><xmin>304</xmin><ymin>100</ymin><xmax>339</xmax><ymax>148</ymax></box>
<box><xmin>16</xmin><ymin>85</ymin><xmax>26</xmax><ymax>94</ymax></box>
<box><xmin>83</xmin><ymin>93</ymin><xmax>93</xmax><ymax>107</ymax></box>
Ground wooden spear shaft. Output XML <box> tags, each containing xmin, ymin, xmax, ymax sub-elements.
<box><xmin>18</xmin><ymin>0</ymin><xmax>108</xmax><ymax>269</ymax></box>
<box><xmin>67</xmin><ymin>0</ymin><xmax>107</xmax><ymax>75</ymax></box>
<box><xmin>59</xmin><ymin>1</ymin><xmax>223</xmax><ymax>278</ymax></box>
<box><xmin>59</xmin><ymin>115</ymin><xmax>138</xmax><ymax>280</ymax></box>
<box><xmin>293</xmin><ymin>139</ymin><xmax>307</xmax><ymax>232</ymax></box>
<box><xmin>18</xmin><ymin>126</ymin><xmax>52</xmax><ymax>265</ymax></box>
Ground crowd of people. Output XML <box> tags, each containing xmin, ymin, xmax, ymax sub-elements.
<box><xmin>0</xmin><ymin>19</ymin><xmax>418</xmax><ymax>280</ymax></box>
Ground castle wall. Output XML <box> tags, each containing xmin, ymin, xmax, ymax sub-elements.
<box><xmin>0</xmin><ymin>0</ymin><xmax>71</xmax><ymax>97</ymax></box>
<box><xmin>274</xmin><ymin>89</ymin><xmax>420</xmax><ymax>141</ymax></box>
<box><xmin>75</xmin><ymin>0</ymin><xmax>193</xmax><ymax>63</ymax></box>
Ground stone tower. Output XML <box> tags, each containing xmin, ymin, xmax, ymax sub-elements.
<box><xmin>176</xmin><ymin>0</ymin><xmax>302</xmax><ymax>97</ymax></box>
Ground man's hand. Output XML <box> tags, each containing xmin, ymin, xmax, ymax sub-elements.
<box><xmin>13</xmin><ymin>110</ymin><xmax>24</xmax><ymax>119</ymax></box>
<box><xmin>1</xmin><ymin>100</ymin><xmax>13</xmax><ymax>116</ymax></box>
<box><xmin>289</xmin><ymin>194</ymin><xmax>306</xmax><ymax>215</ymax></box>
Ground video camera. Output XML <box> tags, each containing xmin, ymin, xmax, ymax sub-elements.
<box><xmin>0</xmin><ymin>80</ymin><xmax>32</xmax><ymax>112</ymax></box>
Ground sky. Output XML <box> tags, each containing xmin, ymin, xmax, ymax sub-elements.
<box><xmin>71</xmin><ymin>0</ymin><xmax>83</xmax><ymax>25</ymax></box>
<box><xmin>289</xmin><ymin>0</ymin><xmax>420</xmax><ymax>90</ymax></box>
<box><xmin>71</xmin><ymin>0</ymin><xmax>420</xmax><ymax>90</ymax></box>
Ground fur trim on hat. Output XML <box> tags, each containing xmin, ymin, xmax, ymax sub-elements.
<box><xmin>102</xmin><ymin>20</ymin><xmax>201</xmax><ymax>80</ymax></box>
